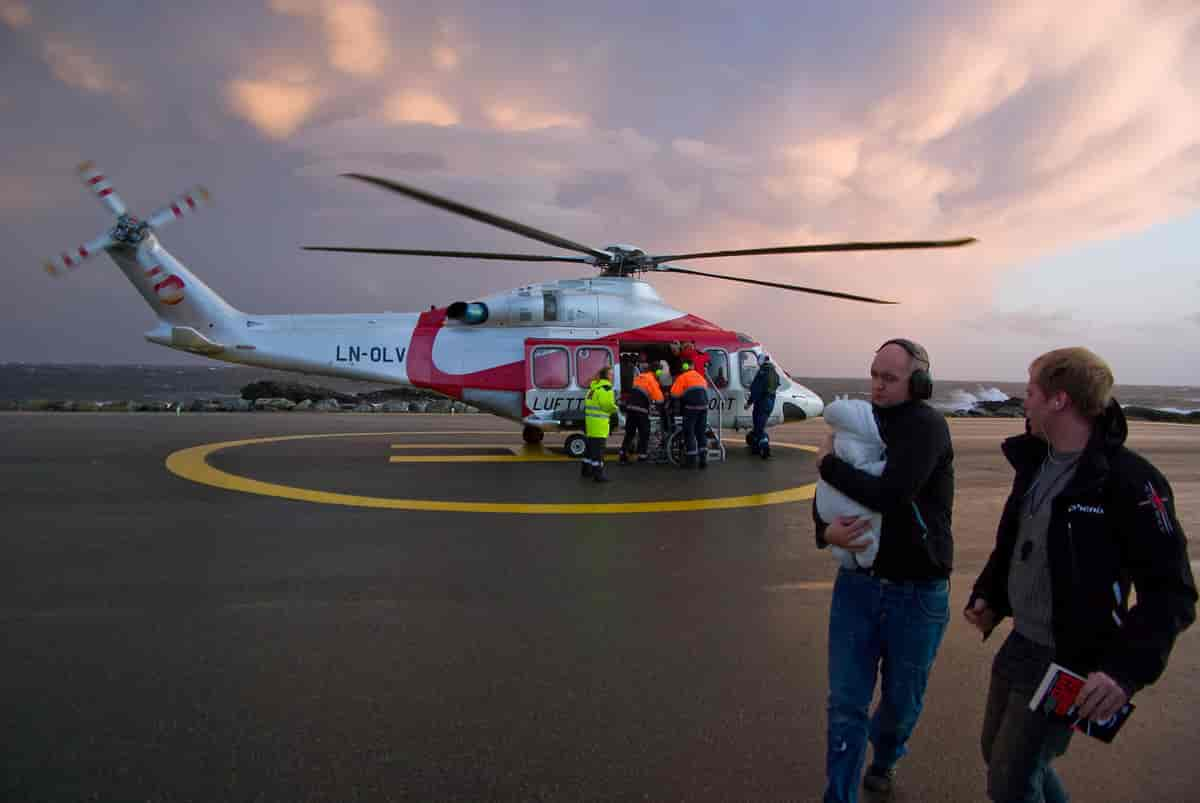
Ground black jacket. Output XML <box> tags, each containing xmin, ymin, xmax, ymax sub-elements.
<box><xmin>815</xmin><ymin>399</ymin><xmax>955</xmax><ymax>580</ymax></box>
<box><xmin>969</xmin><ymin>400</ymin><xmax>1197</xmax><ymax>695</ymax></box>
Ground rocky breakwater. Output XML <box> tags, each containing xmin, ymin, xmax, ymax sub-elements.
<box><xmin>946</xmin><ymin>398</ymin><xmax>1026</xmax><ymax>418</ymax></box>
<box><xmin>237</xmin><ymin>380</ymin><xmax>477</xmax><ymax>413</ymax></box>
<box><xmin>0</xmin><ymin>379</ymin><xmax>481</xmax><ymax>414</ymax></box>
<box><xmin>945</xmin><ymin>397</ymin><xmax>1200</xmax><ymax>424</ymax></box>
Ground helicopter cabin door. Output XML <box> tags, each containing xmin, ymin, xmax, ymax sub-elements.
<box><xmin>699</xmin><ymin>346</ymin><xmax>741</xmax><ymax>429</ymax></box>
<box><xmin>524</xmin><ymin>338</ymin><xmax>619</xmax><ymax>430</ymax></box>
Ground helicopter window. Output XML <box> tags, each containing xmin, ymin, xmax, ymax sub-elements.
<box><xmin>704</xmin><ymin>349</ymin><xmax>729</xmax><ymax>388</ymax></box>
<box><xmin>532</xmin><ymin>346</ymin><xmax>569</xmax><ymax>389</ymax></box>
<box><xmin>543</xmin><ymin>292</ymin><xmax>558</xmax><ymax>322</ymax></box>
<box><xmin>575</xmin><ymin>346</ymin><xmax>612</xmax><ymax>386</ymax></box>
<box><xmin>738</xmin><ymin>351</ymin><xmax>760</xmax><ymax>387</ymax></box>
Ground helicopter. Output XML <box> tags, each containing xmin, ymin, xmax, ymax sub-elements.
<box><xmin>44</xmin><ymin>162</ymin><xmax>975</xmax><ymax>459</ymax></box>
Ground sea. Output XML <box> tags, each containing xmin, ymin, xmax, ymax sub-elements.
<box><xmin>3</xmin><ymin>363</ymin><xmax>1199</xmax><ymax>415</ymax></box>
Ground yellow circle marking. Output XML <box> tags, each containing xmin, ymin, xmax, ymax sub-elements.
<box><xmin>166</xmin><ymin>432</ymin><xmax>817</xmax><ymax>514</ymax></box>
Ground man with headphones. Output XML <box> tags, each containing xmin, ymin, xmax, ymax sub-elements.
<box><xmin>813</xmin><ymin>338</ymin><xmax>955</xmax><ymax>803</ymax></box>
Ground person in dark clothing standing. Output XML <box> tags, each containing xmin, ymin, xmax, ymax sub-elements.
<box><xmin>964</xmin><ymin>347</ymin><xmax>1196</xmax><ymax>803</ymax></box>
<box><xmin>745</xmin><ymin>353</ymin><xmax>779</xmax><ymax>459</ymax></box>
<box><xmin>813</xmin><ymin>338</ymin><xmax>954</xmax><ymax>803</ymax></box>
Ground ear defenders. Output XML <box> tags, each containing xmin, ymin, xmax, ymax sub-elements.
<box><xmin>878</xmin><ymin>338</ymin><xmax>934</xmax><ymax>400</ymax></box>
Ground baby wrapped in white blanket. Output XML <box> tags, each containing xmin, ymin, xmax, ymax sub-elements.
<box><xmin>815</xmin><ymin>398</ymin><xmax>886</xmax><ymax>569</ymax></box>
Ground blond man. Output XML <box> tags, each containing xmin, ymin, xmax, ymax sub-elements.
<box><xmin>965</xmin><ymin>347</ymin><xmax>1196</xmax><ymax>802</ymax></box>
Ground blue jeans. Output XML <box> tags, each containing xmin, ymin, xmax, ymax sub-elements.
<box><xmin>825</xmin><ymin>568</ymin><xmax>950</xmax><ymax>803</ymax></box>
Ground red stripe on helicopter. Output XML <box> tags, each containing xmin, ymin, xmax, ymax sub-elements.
<box><xmin>616</xmin><ymin>315</ymin><xmax>750</xmax><ymax>352</ymax></box>
<box><xmin>98</xmin><ymin>188</ymin><xmax>113</xmax><ymax>198</ymax></box>
<box><xmin>171</xmin><ymin>204</ymin><xmax>182</xmax><ymax>218</ymax></box>
<box><xmin>78</xmin><ymin>247</ymin><xmax>89</xmax><ymax>258</ymax></box>
<box><xmin>403</xmin><ymin>310</ymin><xmax>752</xmax><ymax>401</ymax></box>
<box><xmin>405</xmin><ymin>307</ymin><xmax>524</xmax><ymax>399</ymax></box>
<box><xmin>185</xmin><ymin>196</ymin><xmax>196</xmax><ymax>209</ymax></box>
<box><xmin>146</xmin><ymin>266</ymin><xmax>162</xmax><ymax>278</ymax></box>
<box><xmin>62</xmin><ymin>253</ymin><xmax>74</xmax><ymax>267</ymax></box>
<box><xmin>88</xmin><ymin>175</ymin><xmax>104</xmax><ymax>185</ymax></box>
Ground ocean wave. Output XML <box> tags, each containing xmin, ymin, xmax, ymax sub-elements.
<box><xmin>934</xmin><ymin>386</ymin><xmax>1011</xmax><ymax>412</ymax></box>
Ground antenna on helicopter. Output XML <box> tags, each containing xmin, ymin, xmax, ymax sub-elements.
<box><xmin>304</xmin><ymin>172</ymin><xmax>976</xmax><ymax>305</ymax></box>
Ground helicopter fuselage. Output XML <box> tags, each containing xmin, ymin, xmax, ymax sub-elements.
<box><xmin>134</xmin><ymin>268</ymin><xmax>823</xmax><ymax>430</ymax></box>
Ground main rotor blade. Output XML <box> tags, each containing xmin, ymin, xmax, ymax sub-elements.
<box><xmin>303</xmin><ymin>246</ymin><xmax>592</xmax><ymax>263</ymax></box>
<box><xmin>650</xmin><ymin>237</ymin><xmax>976</xmax><ymax>264</ymax></box>
<box><xmin>343</xmin><ymin>173</ymin><xmax>613</xmax><ymax>262</ymax></box>
<box><xmin>661</xmin><ymin>266</ymin><xmax>898</xmax><ymax>304</ymax></box>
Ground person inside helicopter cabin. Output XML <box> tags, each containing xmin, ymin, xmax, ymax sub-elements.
<box><xmin>655</xmin><ymin>360</ymin><xmax>674</xmax><ymax>438</ymax></box>
<box><xmin>679</xmin><ymin>340</ymin><xmax>708</xmax><ymax>376</ymax></box>
<box><xmin>582</xmin><ymin>365</ymin><xmax>619</xmax><ymax>483</ymax></box>
<box><xmin>620</xmin><ymin>359</ymin><xmax>664</xmax><ymax>464</ymax></box>
<box><xmin>668</xmin><ymin>340</ymin><xmax>683</xmax><ymax>373</ymax></box>
<box><xmin>671</xmin><ymin>359</ymin><xmax>710</xmax><ymax>469</ymax></box>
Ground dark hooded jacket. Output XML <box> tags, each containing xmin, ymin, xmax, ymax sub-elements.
<box><xmin>748</xmin><ymin>361</ymin><xmax>779</xmax><ymax>406</ymax></box>
<box><xmin>815</xmin><ymin>398</ymin><xmax>955</xmax><ymax>581</ymax></box>
<box><xmin>969</xmin><ymin>400</ymin><xmax>1197</xmax><ymax>695</ymax></box>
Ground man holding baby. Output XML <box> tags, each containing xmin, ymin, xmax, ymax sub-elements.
<box><xmin>812</xmin><ymin>338</ymin><xmax>955</xmax><ymax>803</ymax></box>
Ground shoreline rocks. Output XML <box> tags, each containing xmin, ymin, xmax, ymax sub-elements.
<box><xmin>0</xmin><ymin>378</ymin><xmax>482</xmax><ymax>414</ymax></box>
<box><xmin>945</xmin><ymin>398</ymin><xmax>1026</xmax><ymax>418</ymax></box>
<box><xmin>943</xmin><ymin>397</ymin><xmax>1200</xmax><ymax>424</ymax></box>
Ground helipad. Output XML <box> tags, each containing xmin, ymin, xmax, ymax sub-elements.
<box><xmin>166</xmin><ymin>430</ymin><xmax>818</xmax><ymax>514</ymax></box>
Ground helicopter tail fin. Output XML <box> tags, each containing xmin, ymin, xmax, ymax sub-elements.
<box><xmin>105</xmin><ymin>239</ymin><xmax>242</xmax><ymax>354</ymax></box>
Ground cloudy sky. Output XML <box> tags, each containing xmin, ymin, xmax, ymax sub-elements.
<box><xmin>2</xmin><ymin>0</ymin><xmax>1198</xmax><ymax>383</ymax></box>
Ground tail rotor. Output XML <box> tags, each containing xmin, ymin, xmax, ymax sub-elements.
<box><xmin>43</xmin><ymin>162</ymin><xmax>212</xmax><ymax>279</ymax></box>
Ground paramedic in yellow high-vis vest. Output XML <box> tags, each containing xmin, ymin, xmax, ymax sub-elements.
<box><xmin>582</xmin><ymin>365</ymin><xmax>618</xmax><ymax>482</ymax></box>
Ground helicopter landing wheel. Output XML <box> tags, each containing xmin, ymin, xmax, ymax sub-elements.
<box><xmin>666</xmin><ymin>431</ymin><xmax>687</xmax><ymax>467</ymax></box>
<box><xmin>564</xmin><ymin>433</ymin><xmax>587</xmax><ymax>459</ymax></box>
<box><xmin>522</xmin><ymin>425</ymin><xmax>544</xmax><ymax>445</ymax></box>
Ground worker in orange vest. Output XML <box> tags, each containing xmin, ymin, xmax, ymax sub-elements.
<box><xmin>670</xmin><ymin>360</ymin><xmax>710</xmax><ymax>469</ymax></box>
<box><xmin>620</xmin><ymin>360</ymin><xmax>665</xmax><ymax>463</ymax></box>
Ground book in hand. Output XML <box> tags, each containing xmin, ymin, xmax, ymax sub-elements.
<box><xmin>1028</xmin><ymin>662</ymin><xmax>1134</xmax><ymax>743</ymax></box>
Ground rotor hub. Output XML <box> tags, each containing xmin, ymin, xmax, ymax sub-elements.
<box><xmin>599</xmin><ymin>244</ymin><xmax>650</xmax><ymax>276</ymax></box>
<box><xmin>110</xmin><ymin>214</ymin><xmax>149</xmax><ymax>246</ymax></box>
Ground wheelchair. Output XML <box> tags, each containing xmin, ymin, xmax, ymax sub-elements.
<box><xmin>656</xmin><ymin>410</ymin><xmax>726</xmax><ymax>467</ymax></box>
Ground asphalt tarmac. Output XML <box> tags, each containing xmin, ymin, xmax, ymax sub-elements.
<box><xmin>3</xmin><ymin>412</ymin><xmax>1197</xmax><ymax>802</ymax></box>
